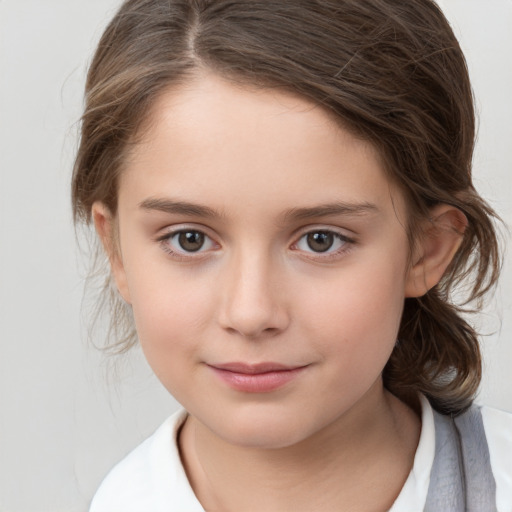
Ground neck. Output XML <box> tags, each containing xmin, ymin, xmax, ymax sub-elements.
<box><xmin>179</xmin><ymin>383</ymin><xmax>420</xmax><ymax>512</ymax></box>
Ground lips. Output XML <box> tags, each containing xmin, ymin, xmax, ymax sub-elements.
<box><xmin>208</xmin><ymin>362</ymin><xmax>308</xmax><ymax>393</ymax></box>
<box><xmin>211</xmin><ymin>362</ymin><xmax>298</xmax><ymax>374</ymax></box>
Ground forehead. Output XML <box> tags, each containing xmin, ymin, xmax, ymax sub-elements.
<box><xmin>120</xmin><ymin>74</ymin><xmax>405</xmax><ymax>221</ymax></box>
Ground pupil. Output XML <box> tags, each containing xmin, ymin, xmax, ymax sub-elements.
<box><xmin>307</xmin><ymin>232</ymin><xmax>334</xmax><ymax>252</ymax></box>
<box><xmin>178</xmin><ymin>231</ymin><xmax>204</xmax><ymax>252</ymax></box>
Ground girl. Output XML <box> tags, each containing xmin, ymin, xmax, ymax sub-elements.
<box><xmin>72</xmin><ymin>0</ymin><xmax>512</xmax><ymax>510</ymax></box>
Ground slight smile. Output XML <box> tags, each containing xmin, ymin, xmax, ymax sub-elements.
<box><xmin>207</xmin><ymin>362</ymin><xmax>310</xmax><ymax>393</ymax></box>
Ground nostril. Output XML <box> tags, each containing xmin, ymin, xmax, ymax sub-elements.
<box><xmin>224</xmin><ymin>325</ymin><xmax>281</xmax><ymax>340</ymax></box>
<box><xmin>221</xmin><ymin>312</ymin><xmax>287</xmax><ymax>339</ymax></box>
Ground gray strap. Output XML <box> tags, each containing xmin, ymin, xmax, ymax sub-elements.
<box><xmin>424</xmin><ymin>405</ymin><xmax>497</xmax><ymax>512</ymax></box>
<box><xmin>424</xmin><ymin>410</ymin><xmax>465</xmax><ymax>511</ymax></box>
<box><xmin>454</xmin><ymin>407</ymin><xmax>498</xmax><ymax>511</ymax></box>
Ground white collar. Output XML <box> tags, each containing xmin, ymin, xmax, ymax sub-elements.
<box><xmin>91</xmin><ymin>397</ymin><xmax>436</xmax><ymax>511</ymax></box>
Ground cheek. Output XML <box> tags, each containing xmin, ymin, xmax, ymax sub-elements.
<box><xmin>297</xmin><ymin>253</ymin><xmax>407</xmax><ymax>370</ymax></box>
<box><xmin>125</xmin><ymin>261</ymin><xmax>217</xmax><ymax>376</ymax></box>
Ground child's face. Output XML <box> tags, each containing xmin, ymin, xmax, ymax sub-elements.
<box><xmin>107</xmin><ymin>74</ymin><xmax>416</xmax><ymax>448</ymax></box>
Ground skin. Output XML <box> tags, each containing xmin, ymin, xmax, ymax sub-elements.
<box><xmin>94</xmin><ymin>74</ymin><xmax>465</xmax><ymax>511</ymax></box>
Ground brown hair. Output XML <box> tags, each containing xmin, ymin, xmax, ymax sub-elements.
<box><xmin>72</xmin><ymin>0</ymin><xmax>502</xmax><ymax>415</ymax></box>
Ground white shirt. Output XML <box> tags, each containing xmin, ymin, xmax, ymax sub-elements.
<box><xmin>90</xmin><ymin>396</ymin><xmax>512</xmax><ymax>512</ymax></box>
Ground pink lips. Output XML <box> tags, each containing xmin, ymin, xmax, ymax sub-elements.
<box><xmin>208</xmin><ymin>362</ymin><xmax>307</xmax><ymax>393</ymax></box>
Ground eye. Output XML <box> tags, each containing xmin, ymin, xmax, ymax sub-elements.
<box><xmin>159</xmin><ymin>229</ymin><xmax>216</xmax><ymax>255</ymax></box>
<box><xmin>293</xmin><ymin>230</ymin><xmax>352</xmax><ymax>256</ymax></box>
<box><xmin>175</xmin><ymin>231</ymin><xmax>207</xmax><ymax>252</ymax></box>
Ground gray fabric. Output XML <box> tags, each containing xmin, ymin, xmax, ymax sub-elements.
<box><xmin>454</xmin><ymin>407</ymin><xmax>498</xmax><ymax>511</ymax></box>
<box><xmin>424</xmin><ymin>410</ymin><xmax>465</xmax><ymax>511</ymax></box>
<box><xmin>424</xmin><ymin>405</ymin><xmax>497</xmax><ymax>512</ymax></box>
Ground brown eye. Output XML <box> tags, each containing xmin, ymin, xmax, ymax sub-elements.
<box><xmin>306</xmin><ymin>231</ymin><xmax>334</xmax><ymax>252</ymax></box>
<box><xmin>177</xmin><ymin>231</ymin><xmax>205</xmax><ymax>252</ymax></box>
<box><xmin>159</xmin><ymin>228</ymin><xmax>216</xmax><ymax>258</ymax></box>
<box><xmin>293</xmin><ymin>230</ymin><xmax>351</xmax><ymax>258</ymax></box>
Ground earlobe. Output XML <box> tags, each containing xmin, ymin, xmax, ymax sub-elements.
<box><xmin>91</xmin><ymin>202</ymin><xmax>132</xmax><ymax>304</ymax></box>
<box><xmin>405</xmin><ymin>204</ymin><xmax>467</xmax><ymax>298</ymax></box>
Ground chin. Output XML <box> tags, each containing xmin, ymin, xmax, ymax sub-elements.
<box><xmin>222</xmin><ymin>425</ymin><xmax>307</xmax><ymax>450</ymax></box>
<box><xmin>208</xmin><ymin>405</ymin><xmax>319</xmax><ymax>450</ymax></box>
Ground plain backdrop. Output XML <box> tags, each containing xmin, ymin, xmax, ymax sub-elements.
<box><xmin>0</xmin><ymin>1</ymin><xmax>511</xmax><ymax>511</ymax></box>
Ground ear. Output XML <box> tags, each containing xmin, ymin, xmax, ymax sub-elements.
<box><xmin>91</xmin><ymin>202</ymin><xmax>131</xmax><ymax>304</ymax></box>
<box><xmin>405</xmin><ymin>204</ymin><xmax>467</xmax><ymax>298</ymax></box>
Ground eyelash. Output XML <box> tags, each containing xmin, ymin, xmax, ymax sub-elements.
<box><xmin>156</xmin><ymin>226</ymin><xmax>356</xmax><ymax>262</ymax></box>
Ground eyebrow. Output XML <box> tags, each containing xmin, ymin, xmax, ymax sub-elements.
<box><xmin>139</xmin><ymin>197</ymin><xmax>379</xmax><ymax>221</ymax></box>
<box><xmin>282</xmin><ymin>202</ymin><xmax>379</xmax><ymax>222</ymax></box>
<box><xmin>139</xmin><ymin>198</ymin><xmax>222</xmax><ymax>218</ymax></box>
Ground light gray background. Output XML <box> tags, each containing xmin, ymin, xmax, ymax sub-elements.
<box><xmin>0</xmin><ymin>1</ymin><xmax>511</xmax><ymax>511</ymax></box>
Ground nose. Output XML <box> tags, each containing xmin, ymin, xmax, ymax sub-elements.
<box><xmin>218</xmin><ymin>249</ymin><xmax>290</xmax><ymax>339</ymax></box>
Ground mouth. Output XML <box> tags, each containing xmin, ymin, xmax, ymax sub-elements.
<box><xmin>207</xmin><ymin>362</ymin><xmax>309</xmax><ymax>393</ymax></box>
